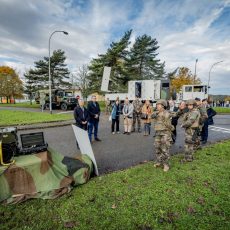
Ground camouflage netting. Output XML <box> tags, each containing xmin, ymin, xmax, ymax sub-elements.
<box><xmin>0</xmin><ymin>148</ymin><xmax>93</xmax><ymax>205</ymax></box>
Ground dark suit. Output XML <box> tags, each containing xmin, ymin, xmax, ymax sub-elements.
<box><xmin>74</xmin><ymin>106</ymin><xmax>89</xmax><ymax>130</ymax></box>
<box><xmin>201</xmin><ymin>107</ymin><xmax>217</xmax><ymax>142</ymax></box>
<box><xmin>87</xmin><ymin>101</ymin><xmax>101</xmax><ymax>141</ymax></box>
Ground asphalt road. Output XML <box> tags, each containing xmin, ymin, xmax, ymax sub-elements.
<box><xmin>18</xmin><ymin>114</ymin><xmax>230</xmax><ymax>174</ymax></box>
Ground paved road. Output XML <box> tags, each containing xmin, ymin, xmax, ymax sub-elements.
<box><xmin>18</xmin><ymin>114</ymin><xmax>230</xmax><ymax>174</ymax></box>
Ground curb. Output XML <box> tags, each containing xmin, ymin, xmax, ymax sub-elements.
<box><xmin>10</xmin><ymin>120</ymin><xmax>75</xmax><ymax>131</ymax></box>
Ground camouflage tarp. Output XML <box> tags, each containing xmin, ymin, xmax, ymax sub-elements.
<box><xmin>0</xmin><ymin>148</ymin><xmax>93</xmax><ymax>204</ymax></box>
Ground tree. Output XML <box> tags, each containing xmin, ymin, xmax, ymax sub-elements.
<box><xmin>73</xmin><ymin>64</ymin><xmax>90</xmax><ymax>99</ymax></box>
<box><xmin>170</xmin><ymin>67</ymin><xmax>201</xmax><ymax>93</ymax></box>
<box><xmin>88</xmin><ymin>30</ymin><xmax>132</xmax><ymax>93</ymax></box>
<box><xmin>24</xmin><ymin>68</ymin><xmax>43</xmax><ymax>105</ymax></box>
<box><xmin>0</xmin><ymin>66</ymin><xmax>24</xmax><ymax>103</ymax></box>
<box><xmin>125</xmin><ymin>34</ymin><xmax>165</xmax><ymax>80</ymax></box>
<box><xmin>32</xmin><ymin>49</ymin><xmax>70</xmax><ymax>89</ymax></box>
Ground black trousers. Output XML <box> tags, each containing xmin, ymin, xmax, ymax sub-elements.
<box><xmin>201</xmin><ymin>122</ymin><xmax>209</xmax><ymax>142</ymax></box>
<box><xmin>172</xmin><ymin>125</ymin><xmax>177</xmax><ymax>143</ymax></box>
<box><xmin>111</xmin><ymin>117</ymin><xmax>119</xmax><ymax>132</ymax></box>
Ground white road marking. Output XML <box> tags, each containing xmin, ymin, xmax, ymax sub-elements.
<box><xmin>56</xmin><ymin>111</ymin><xmax>73</xmax><ymax>114</ymax></box>
<box><xmin>209</xmin><ymin>126</ymin><xmax>230</xmax><ymax>131</ymax></box>
<box><xmin>210</xmin><ymin>128</ymin><xmax>230</xmax><ymax>134</ymax></box>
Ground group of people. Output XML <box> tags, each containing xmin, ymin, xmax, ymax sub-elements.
<box><xmin>108</xmin><ymin>96</ymin><xmax>216</xmax><ymax>172</ymax></box>
<box><xmin>110</xmin><ymin>97</ymin><xmax>154</xmax><ymax>136</ymax></box>
<box><xmin>74</xmin><ymin>95</ymin><xmax>101</xmax><ymax>143</ymax></box>
<box><xmin>74</xmin><ymin>95</ymin><xmax>216</xmax><ymax>173</ymax></box>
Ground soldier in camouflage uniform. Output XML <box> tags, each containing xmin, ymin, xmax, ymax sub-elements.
<box><xmin>195</xmin><ymin>98</ymin><xmax>208</xmax><ymax>149</ymax></box>
<box><xmin>132</xmin><ymin>97</ymin><xmax>142</xmax><ymax>132</ymax></box>
<box><xmin>181</xmin><ymin>99</ymin><xmax>201</xmax><ymax>162</ymax></box>
<box><xmin>152</xmin><ymin>99</ymin><xmax>174</xmax><ymax>172</ymax></box>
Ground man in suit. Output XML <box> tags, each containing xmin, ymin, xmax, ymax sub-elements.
<box><xmin>74</xmin><ymin>99</ymin><xmax>89</xmax><ymax>130</ymax></box>
<box><xmin>87</xmin><ymin>95</ymin><xmax>101</xmax><ymax>142</ymax></box>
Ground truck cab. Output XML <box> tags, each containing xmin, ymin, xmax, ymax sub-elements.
<box><xmin>180</xmin><ymin>85</ymin><xmax>208</xmax><ymax>101</ymax></box>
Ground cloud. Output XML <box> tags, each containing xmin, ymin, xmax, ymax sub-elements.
<box><xmin>0</xmin><ymin>0</ymin><xmax>229</xmax><ymax>95</ymax></box>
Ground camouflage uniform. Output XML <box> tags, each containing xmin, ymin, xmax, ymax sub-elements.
<box><xmin>195</xmin><ymin>105</ymin><xmax>208</xmax><ymax>148</ymax></box>
<box><xmin>132</xmin><ymin>99</ymin><xmax>142</xmax><ymax>132</ymax></box>
<box><xmin>152</xmin><ymin>100</ymin><xmax>174</xmax><ymax>166</ymax></box>
<box><xmin>182</xmin><ymin>100</ymin><xmax>201</xmax><ymax>161</ymax></box>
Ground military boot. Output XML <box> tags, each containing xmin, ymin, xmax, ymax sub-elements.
<box><xmin>163</xmin><ymin>164</ymin><xmax>170</xmax><ymax>172</ymax></box>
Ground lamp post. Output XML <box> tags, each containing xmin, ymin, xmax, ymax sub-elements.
<box><xmin>194</xmin><ymin>58</ymin><xmax>198</xmax><ymax>84</ymax></box>
<box><xmin>49</xmin><ymin>30</ymin><xmax>68</xmax><ymax>114</ymax></box>
<box><xmin>207</xmin><ymin>60</ymin><xmax>223</xmax><ymax>95</ymax></box>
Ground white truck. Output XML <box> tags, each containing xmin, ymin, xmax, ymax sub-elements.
<box><xmin>105</xmin><ymin>79</ymin><xmax>170</xmax><ymax>101</ymax></box>
<box><xmin>177</xmin><ymin>85</ymin><xmax>208</xmax><ymax>101</ymax></box>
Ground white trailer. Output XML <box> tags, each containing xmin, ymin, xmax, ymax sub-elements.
<box><xmin>105</xmin><ymin>79</ymin><xmax>170</xmax><ymax>101</ymax></box>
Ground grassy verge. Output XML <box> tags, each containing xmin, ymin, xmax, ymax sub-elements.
<box><xmin>0</xmin><ymin>110</ymin><xmax>73</xmax><ymax>126</ymax></box>
<box><xmin>214</xmin><ymin>107</ymin><xmax>230</xmax><ymax>114</ymax></box>
<box><xmin>0</xmin><ymin>101</ymin><xmax>107</xmax><ymax>112</ymax></box>
<box><xmin>1</xmin><ymin>141</ymin><xmax>230</xmax><ymax>229</ymax></box>
<box><xmin>0</xmin><ymin>102</ymin><xmax>40</xmax><ymax>108</ymax></box>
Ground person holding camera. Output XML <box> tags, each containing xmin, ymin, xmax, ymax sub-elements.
<box><xmin>141</xmin><ymin>100</ymin><xmax>153</xmax><ymax>136</ymax></box>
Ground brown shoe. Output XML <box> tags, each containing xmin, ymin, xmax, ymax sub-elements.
<box><xmin>163</xmin><ymin>164</ymin><xmax>170</xmax><ymax>172</ymax></box>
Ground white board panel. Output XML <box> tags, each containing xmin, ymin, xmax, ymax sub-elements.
<box><xmin>101</xmin><ymin>66</ymin><xmax>111</xmax><ymax>92</ymax></box>
<box><xmin>72</xmin><ymin>125</ymin><xmax>99</xmax><ymax>175</ymax></box>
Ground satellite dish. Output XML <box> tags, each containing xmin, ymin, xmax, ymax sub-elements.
<box><xmin>101</xmin><ymin>66</ymin><xmax>111</xmax><ymax>92</ymax></box>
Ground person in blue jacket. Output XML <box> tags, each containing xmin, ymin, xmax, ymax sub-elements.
<box><xmin>111</xmin><ymin>99</ymin><xmax>121</xmax><ymax>134</ymax></box>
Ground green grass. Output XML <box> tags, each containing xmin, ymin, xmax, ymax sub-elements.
<box><xmin>0</xmin><ymin>110</ymin><xmax>73</xmax><ymax>126</ymax></box>
<box><xmin>0</xmin><ymin>102</ymin><xmax>40</xmax><ymax>108</ymax></box>
<box><xmin>0</xmin><ymin>101</ymin><xmax>107</xmax><ymax>112</ymax></box>
<box><xmin>1</xmin><ymin>141</ymin><xmax>230</xmax><ymax>229</ymax></box>
<box><xmin>214</xmin><ymin>107</ymin><xmax>230</xmax><ymax>114</ymax></box>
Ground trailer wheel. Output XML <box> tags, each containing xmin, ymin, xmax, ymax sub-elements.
<box><xmin>61</xmin><ymin>103</ymin><xmax>68</xmax><ymax>111</ymax></box>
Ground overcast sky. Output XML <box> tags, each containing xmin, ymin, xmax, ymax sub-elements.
<box><xmin>0</xmin><ymin>0</ymin><xmax>229</xmax><ymax>95</ymax></box>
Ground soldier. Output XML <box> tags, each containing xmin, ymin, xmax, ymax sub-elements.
<box><xmin>132</xmin><ymin>96</ymin><xmax>142</xmax><ymax>132</ymax></box>
<box><xmin>152</xmin><ymin>99</ymin><xmax>174</xmax><ymax>172</ymax></box>
<box><xmin>195</xmin><ymin>97</ymin><xmax>208</xmax><ymax>148</ymax></box>
<box><xmin>181</xmin><ymin>99</ymin><xmax>201</xmax><ymax>162</ymax></box>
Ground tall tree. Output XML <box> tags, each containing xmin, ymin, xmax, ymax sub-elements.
<box><xmin>73</xmin><ymin>64</ymin><xmax>90</xmax><ymax>99</ymax></box>
<box><xmin>88</xmin><ymin>30</ymin><xmax>132</xmax><ymax>93</ymax></box>
<box><xmin>170</xmin><ymin>67</ymin><xmax>201</xmax><ymax>93</ymax></box>
<box><xmin>0</xmin><ymin>66</ymin><xmax>24</xmax><ymax>102</ymax></box>
<box><xmin>32</xmin><ymin>49</ymin><xmax>70</xmax><ymax>89</ymax></box>
<box><xmin>125</xmin><ymin>34</ymin><xmax>165</xmax><ymax>80</ymax></box>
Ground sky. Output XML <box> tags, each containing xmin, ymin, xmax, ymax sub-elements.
<box><xmin>0</xmin><ymin>0</ymin><xmax>230</xmax><ymax>95</ymax></box>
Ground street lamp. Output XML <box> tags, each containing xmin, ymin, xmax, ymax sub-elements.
<box><xmin>207</xmin><ymin>60</ymin><xmax>223</xmax><ymax>95</ymax></box>
<box><xmin>194</xmin><ymin>58</ymin><xmax>198</xmax><ymax>84</ymax></box>
<box><xmin>49</xmin><ymin>30</ymin><xmax>68</xmax><ymax>114</ymax></box>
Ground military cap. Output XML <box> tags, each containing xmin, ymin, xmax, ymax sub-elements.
<box><xmin>186</xmin><ymin>99</ymin><xmax>197</xmax><ymax>105</ymax></box>
<box><xmin>156</xmin><ymin>99</ymin><xmax>167</xmax><ymax>107</ymax></box>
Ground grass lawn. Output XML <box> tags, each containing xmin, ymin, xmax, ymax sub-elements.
<box><xmin>0</xmin><ymin>101</ymin><xmax>107</xmax><ymax>112</ymax></box>
<box><xmin>1</xmin><ymin>141</ymin><xmax>230</xmax><ymax>229</ymax></box>
<box><xmin>214</xmin><ymin>107</ymin><xmax>230</xmax><ymax>114</ymax></box>
<box><xmin>0</xmin><ymin>110</ymin><xmax>73</xmax><ymax>126</ymax></box>
<box><xmin>0</xmin><ymin>102</ymin><xmax>40</xmax><ymax>108</ymax></box>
